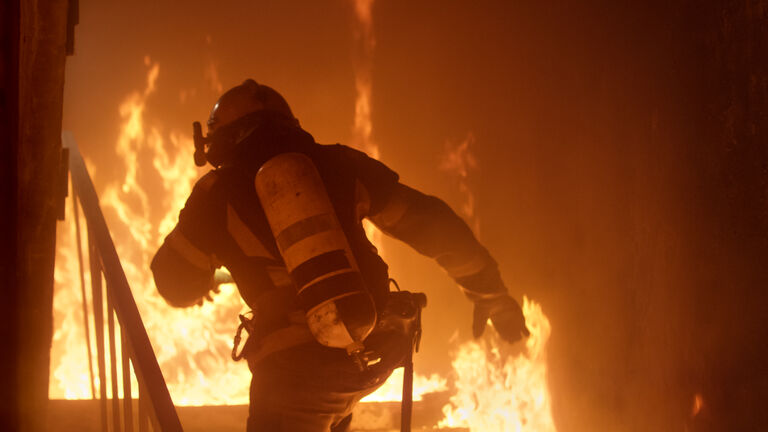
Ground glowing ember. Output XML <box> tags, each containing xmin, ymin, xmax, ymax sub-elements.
<box><xmin>440</xmin><ymin>297</ymin><xmax>557</xmax><ymax>431</ymax></box>
<box><xmin>691</xmin><ymin>393</ymin><xmax>704</xmax><ymax>417</ymax></box>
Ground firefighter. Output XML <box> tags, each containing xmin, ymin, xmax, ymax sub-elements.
<box><xmin>151</xmin><ymin>79</ymin><xmax>529</xmax><ymax>432</ymax></box>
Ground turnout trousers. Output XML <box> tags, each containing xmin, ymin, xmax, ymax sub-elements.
<box><xmin>246</xmin><ymin>329</ymin><xmax>409</xmax><ymax>432</ymax></box>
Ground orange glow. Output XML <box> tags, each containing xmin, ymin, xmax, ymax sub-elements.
<box><xmin>50</xmin><ymin>55</ymin><xmax>443</xmax><ymax>407</ymax></box>
<box><xmin>439</xmin><ymin>130</ymin><xmax>557</xmax><ymax>430</ymax></box>
<box><xmin>351</xmin><ymin>0</ymin><xmax>377</xmax><ymax>159</ymax></box>
<box><xmin>351</xmin><ymin>0</ymin><xmax>383</xmax><ymax>249</ymax></box>
<box><xmin>362</xmin><ymin>367</ymin><xmax>447</xmax><ymax>403</ymax></box>
<box><xmin>691</xmin><ymin>393</ymin><xmax>704</xmax><ymax>417</ymax></box>
<box><xmin>440</xmin><ymin>297</ymin><xmax>558</xmax><ymax>431</ymax></box>
<box><xmin>52</xmin><ymin>12</ymin><xmax>558</xmax><ymax>424</ymax></box>
<box><xmin>51</xmin><ymin>59</ymin><xmax>251</xmax><ymax>405</ymax></box>
<box><xmin>347</xmin><ymin>1</ymin><xmax>453</xmax><ymax>404</ymax></box>
<box><xmin>441</xmin><ymin>133</ymin><xmax>480</xmax><ymax>234</ymax></box>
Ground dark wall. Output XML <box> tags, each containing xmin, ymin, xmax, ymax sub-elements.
<box><xmin>688</xmin><ymin>2</ymin><xmax>768</xmax><ymax>430</ymax></box>
<box><xmin>13</xmin><ymin>1</ymin><xmax>72</xmax><ymax>431</ymax></box>
<box><xmin>0</xmin><ymin>0</ymin><xmax>21</xmax><ymax>429</ymax></box>
<box><xmin>373</xmin><ymin>1</ymin><xmax>768</xmax><ymax>431</ymax></box>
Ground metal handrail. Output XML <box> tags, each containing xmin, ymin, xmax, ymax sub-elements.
<box><xmin>62</xmin><ymin>131</ymin><xmax>183</xmax><ymax>432</ymax></box>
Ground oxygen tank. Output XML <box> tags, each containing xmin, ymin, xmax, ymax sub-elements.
<box><xmin>255</xmin><ymin>152</ymin><xmax>376</xmax><ymax>355</ymax></box>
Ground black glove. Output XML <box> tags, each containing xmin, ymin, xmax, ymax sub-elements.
<box><xmin>472</xmin><ymin>295</ymin><xmax>530</xmax><ymax>344</ymax></box>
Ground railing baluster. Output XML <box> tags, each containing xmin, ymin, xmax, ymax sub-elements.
<box><xmin>108</xmin><ymin>290</ymin><xmax>121</xmax><ymax>431</ymax></box>
<box><xmin>65</xmin><ymin>132</ymin><xmax>183</xmax><ymax>432</ymax></box>
<box><xmin>89</xmin><ymin>231</ymin><xmax>109</xmax><ymax>432</ymax></box>
<box><xmin>122</xmin><ymin>330</ymin><xmax>134</xmax><ymax>432</ymax></box>
<box><xmin>138</xmin><ymin>380</ymin><xmax>149</xmax><ymax>432</ymax></box>
<box><xmin>150</xmin><ymin>405</ymin><xmax>162</xmax><ymax>432</ymax></box>
<box><xmin>72</xmin><ymin>186</ymin><xmax>96</xmax><ymax>399</ymax></box>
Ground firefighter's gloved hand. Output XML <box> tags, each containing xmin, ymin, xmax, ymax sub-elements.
<box><xmin>472</xmin><ymin>295</ymin><xmax>530</xmax><ymax>344</ymax></box>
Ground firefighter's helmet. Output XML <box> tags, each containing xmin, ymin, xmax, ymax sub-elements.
<box><xmin>193</xmin><ymin>79</ymin><xmax>298</xmax><ymax>167</ymax></box>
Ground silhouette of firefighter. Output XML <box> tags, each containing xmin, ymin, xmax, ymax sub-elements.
<box><xmin>151</xmin><ymin>79</ymin><xmax>529</xmax><ymax>431</ymax></box>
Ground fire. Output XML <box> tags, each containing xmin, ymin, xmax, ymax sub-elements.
<box><xmin>350</xmin><ymin>0</ymin><xmax>377</xmax><ymax>160</ymax></box>
<box><xmin>347</xmin><ymin>2</ymin><xmax>456</xmax><ymax>406</ymax></box>
<box><xmin>440</xmin><ymin>297</ymin><xmax>557</xmax><ymax>431</ymax></box>
<box><xmin>51</xmin><ymin>53</ymin><xmax>445</xmax><ymax>408</ymax></box>
<box><xmin>51</xmin><ymin>58</ymin><xmax>252</xmax><ymax>405</ymax></box>
<box><xmin>51</xmin><ymin>195</ymin><xmax>98</xmax><ymax>399</ymax></box>
<box><xmin>351</xmin><ymin>0</ymin><xmax>381</xmax><ymax>246</ymax></box>
<box><xmin>691</xmin><ymin>393</ymin><xmax>704</xmax><ymax>417</ymax></box>
<box><xmin>52</xmin><ymin>11</ymin><xmax>560</xmax><ymax>428</ymax></box>
<box><xmin>441</xmin><ymin>133</ymin><xmax>480</xmax><ymax>234</ymax></box>
<box><xmin>362</xmin><ymin>368</ymin><xmax>447</xmax><ymax>403</ymax></box>
<box><xmin>438</xmin><ymin>132</ymin><xmax>557</xmax><ymax>430</ymax></box>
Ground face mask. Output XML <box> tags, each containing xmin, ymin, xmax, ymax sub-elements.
<box><xmin>192</xmin><ymin>111</ymin><xmax>266</xmax><ymax>168</ymax></box>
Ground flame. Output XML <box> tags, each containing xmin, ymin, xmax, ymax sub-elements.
<box><xmin>52</xmin><ymin>12</ymin><xmax>559</xmax><ymax>427</ymax></box>
<box><xmin>691</xmin><ymin>393</ymin><xmax>704</xmax><ymax>417</ymax></box>
<box><xmin>440</xmin><ymin>297</ymin><xmax>557</xmax><ymax>431</ymax></box>
<box><xmin>204</xmin><ymin>35</ymin><xmax>224</xmax><ymax>95</ymax></box>
<box><xmin>350</xmin><ymin>0</ymin><xmax>382</xmax><ymax>246</ymax></box>
<box><xmin>351</xmin><ymin>0</ymin><xmax>377</xmax><ymax>160</ymax></box>
<box><xmin>361</xmin><ymin>367</ymin><xmax>447</xmax><ymax>403</ymax></box>
<box><xmin>441</xmin><ymin>133</ymin><xmax>480</xmax><ymax>235</ymax></box>
<box><xmin>52</xmin><ymin>58</ymin><xmax>251</xmax><ymax>405</ymax></box>
<box><xmin>438</xmin><ymin>133</ymin><xmax>557</xmax><ymax>430</ymax></box>
<box><xmin>346</xmin><ymin>3</ymin><xmax>453</xmax><ymax>405</ymax></box>
<box><xmin>51</xmin><ymin>53</ymin><xmax>441</xmax><ymax>408</ymax></box>
<box><xmin>51</xmin><ymin>192</ymin><xmax>98</xmax><ymax>399</ymax></box>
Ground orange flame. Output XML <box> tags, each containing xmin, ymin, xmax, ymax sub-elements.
<box><xmin>351</xmin><ymin>0</ymin><xmax>377</xmax><ymax>160</ymax></box>
<box><xmin>440</xmin><ymin>297</ymin><xmax>558</xmax><ymax>431</ymax></box>
<box><xmin>362</xmin><ymin>368</ymin><xmax>447</xmax><ymax>403</ymax></box>
<box><xmin>52</xmin><ymin>58</ymin><xmax>251</xmax><ymax>405</ymax></box>
<box><xmin>691</xmin><ymin>393</ymin><xmax>704</xmax><ymax>417</ymax></box>
<box><xmin>351</xmin><ymin>0</ymin><xmax>382</xmax><ymax>247</ymax></box>
<box><xmin>204</xmin><ymin>35</ymin><xmax>224</xmax><ymax>95</ymax></box>
<box><xmin>438</xmin><ymin>133</ymin><xmax>557</xmax><ymax>430</ymax></box>
<box><xmin>51</xmin><ymin>192</ymin><xmax>99</xmax><ymax>399</ymax></box>
<box><xmin>53</xmin><ymin>14</ymin><xmax>560</xmax><ymax>428</ymax></box>
<box><xmin>441</xmin><ymin>133</ymin><xmax>480</xmax><ymax>235</ymax></box>
<box><xmin>51</xmin><ymin>53</ymin><xmax>438</xmax><ymax>407</ymax></box>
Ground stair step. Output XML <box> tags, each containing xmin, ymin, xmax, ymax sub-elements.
<box><xmin>46</xmin><ymin>396</ymin><xmax>466</xmax><ymax>431</ymax></box>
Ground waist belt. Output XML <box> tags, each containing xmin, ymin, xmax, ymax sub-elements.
<box><xmin>232</xmin><ymin>290</ymin><xmax>427</xmax><ymax>368</ymax></box>
<box><xmin>243</xmin><ymin>323</ymin><xmax>315</xmax><ymax>365</ymax></box>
